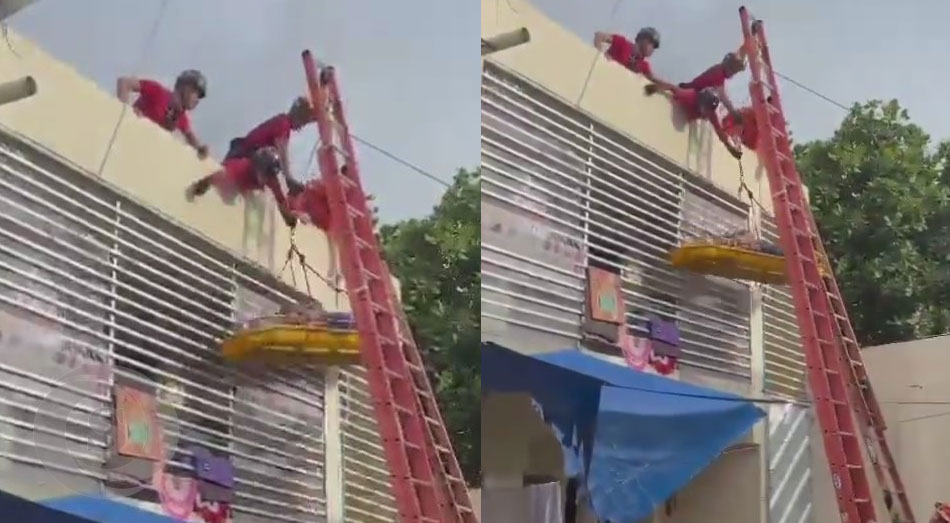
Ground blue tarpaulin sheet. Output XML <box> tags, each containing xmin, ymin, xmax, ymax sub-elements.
<box><xmin>482</xmin><ymin>342</ymin><xmax>765</xmax><ymax>522</ymax></box>
<box><xmin>42</xmin><ymin>495</ymin><xmax>182</xmax><ymax>523</ymax></box>
<box><xmin>0</xmin><ymin>490</ymin><xmax>97</xmax><ymax>522</ymax></box>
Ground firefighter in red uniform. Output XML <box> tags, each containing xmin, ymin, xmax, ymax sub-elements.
<box><xmin>644</xmin><ymin>82</ymin><xmax>743</xmax><ymax>159</ymax></box>
<box><xmin>116</xmin><ymin>69</ymin><xmax>210</xmax><ymax>159</ymax></box>
<box><xmin>593</xmin><ymin>27</ymin><xmax>674</xmax><ymax>89</ymax></box>
<box><xmin>224</xmin><ymin>96</ymin><xmax>315</xmax><ymax>195</ymax></box>
<box><xmin>185</xmin><ymin>146</ymin><xmax>297</xmax><ymax>228</ymax></box>
<box><xmin>679</xmin><ymin>50</ymin><xmax>746</xmax><ymax>119</ymax></box>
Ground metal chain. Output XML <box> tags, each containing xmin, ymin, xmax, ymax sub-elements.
<box><xmin>280</xmin><ymin>230</ymin><xmax>344</xmax><ymax>298</ymax></box>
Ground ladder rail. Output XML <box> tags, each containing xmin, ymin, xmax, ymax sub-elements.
<box><xmin>740</xmin><ymin>8</ymin><xmax>875</xmax><ymax>523</ymax></box>
<box><xmin>303</xmin><ymin>51</ymin><xmax>443</xmax><ymax>522</ymax></box>
<box><xmin>743</xmin><ymin>12</ymin><xmax>915</xmax><ymax>522</ymax></box>
<box><xmin>301</xmin><ymin>50</ymin><xmax>474</xmax><ymax>523</ymax></box>
<box><xmin>320</xmin><ymin>62</ymin><xmax>475</xmax><ymax>523</ymax></box>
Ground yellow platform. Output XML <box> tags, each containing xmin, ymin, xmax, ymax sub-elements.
<box><xmin>221</xmin><ymin>323</ymin><xmax>361</xmax><ymax>365</ymax></box>
<box><xmin>670</xmin><ymin>242</ymin><xmax>831</xmax><ymax>285</ymax></box>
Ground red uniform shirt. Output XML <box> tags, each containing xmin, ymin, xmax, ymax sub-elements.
<box><xmin>133</xmin><ymin>79</ymin><xmax>192</xmax><ymax>134</ymax></box>
<box><xmin>606</xmin><ymin>34</ymin><xmax>653</xmax><ymax>76</ymax></box>
<box><xmin>724</xmin><ymin>108</ymin><xmax>759</xmax><ymax>150</ymax></box>
<box><xmin>672</xmin><ymin>89</ymin><xmax>703</xmax><ymax>121</ymax></box>
<box><xmin>241</xmin><ymin>114</ymin><xmax>293</xmax><ymax>151</ymax></box>
<box><xmin>680</xmin><ymin>63</ymin><xmax>732</xmax><ymax>91</ymax></box>
<box><xmin>220</xmin><ymin>158</ymin><xmax>289</xmax><ymax>211</ymax></box>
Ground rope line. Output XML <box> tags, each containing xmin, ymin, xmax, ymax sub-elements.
<box><xmin>279</xmin><ymin>231</ymin><xmax>344</xmax><ymax>297</ymax></box>
<box><xmin>96</xmin><ymin>0</ymin><xmax>171</xmax><ymax>178</ymax></box>
<box><xmin>575</xmin><ymin>0</ymin><xmax>624</xmax><ymax>106</ymax></box>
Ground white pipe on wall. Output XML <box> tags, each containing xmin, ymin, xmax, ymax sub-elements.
<box><xmin>0</xmin><ymin>76</ymin><xmax>37</xmax><ymax>106</ymax></box>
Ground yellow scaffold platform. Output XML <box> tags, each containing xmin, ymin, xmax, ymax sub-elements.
<box><xmin>670</xmin><ymin>241</ymin><xmax>831</xmax><ymax>285</ymax></box>
<box><xmin>221</xmin><ymin>314</ymin><xmax>361</xmax><ymax>366</ymax></box>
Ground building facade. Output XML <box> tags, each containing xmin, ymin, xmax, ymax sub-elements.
<box><xmin>0</xmin><ymin>30</ymin><xmax>393</xmax><ymax>522</ymax></box>
<box><xmin>852</xmin><ymin>336</ymin><xmax>950</xmax><ymax>520</ymax></box>
<box><xmin>481</xmin><ymin>1</ymin><xmax>822</xmax><ymax>522</ymax></box>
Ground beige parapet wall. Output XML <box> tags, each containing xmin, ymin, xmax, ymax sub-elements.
<box><xmin>481</xmin><ymin>0</ymin><xmax>773</xmax><ymax>214</ymax></box>
<box><xmin>0</xmin><ymin>29</ymin><xmax>346</xmax><ymax>310</ymax></box>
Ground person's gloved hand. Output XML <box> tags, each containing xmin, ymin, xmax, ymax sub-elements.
<box><xmin>729</xmin><ymin>147</ymin><xmax>743</xmax><ymax>160</ymax></box>
<box><xmin>282</xmin><ymin>211</ymin><xmax>298</xmax><ymax>229</ymax></box>
<box><xmin>196</xmin><ymin>144</ymin><xmax>209</xmax><ymax>160</ymax></box>
<box><xmin>644</xmin><ymin>84</ymin><xmax>659</xmax><ymax>96</ymax></box>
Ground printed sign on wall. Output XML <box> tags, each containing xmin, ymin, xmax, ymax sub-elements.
<box><xmin>588</xmin><ymin>267</ymin><xmax>624</xmax><ymax>324</ymax></box>
<box><xmin>115</xmin><ymin>385</ymin><xmax>161</xmax><ymax>461</ymax></box>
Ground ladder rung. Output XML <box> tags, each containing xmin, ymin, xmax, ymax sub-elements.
<box><xmin>329</xmin><ymin>143</ymin><xmax>349</xmax><ymax>158</ymax></box>
<box><xmin>362</xmin><ymin>267</ymin><xmax>381</xmax><ymax>281</ymax></box>
<box><xmin>356</xmin><ymin>235</ymin><xmax>372</xmax><ymax>249</ymax></box>
<box><xmin>347</xmin><ymin>205</ymin><xmax>365</xmax><ymax>219</ymax></box>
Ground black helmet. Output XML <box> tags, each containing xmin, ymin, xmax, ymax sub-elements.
<box><xmin>251</xmin><ymin>146</ymin><xmax>281</xmax><ymax>177</ymax></box>
<box><xmin>636</xmin><ymin>27</ymin><xmax>660</xmax><ymax>49</ymax></box>
<box><xmin>175</xmin><ymin>69</ymin><xmax>207</xmax><ymax>99</ymax></box>
<box><xmin>289</xmin><ymin>95</ymin><xmax>312</xmax><ymax>121</ymax></box>
<box><xmin>722</xmin><ymin>52</ymin><xmax>745</xmax><ymax>71</ymax></box>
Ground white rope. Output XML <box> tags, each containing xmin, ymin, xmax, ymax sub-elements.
<box><xmin>575</xmin><ymin>0</ymin><xmax>624</xmax><ymax>106</ymax></box>
<box><xmin>96</xmin><ymin>0</ymin><xmax>171</xmax><ymax>177</ymax></box>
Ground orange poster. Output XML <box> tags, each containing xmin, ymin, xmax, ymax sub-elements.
<box><xmin>115</xmin><ymin>384</ymin><xmax>161</xmax><ymax>461</ymax></box>
<box><xmin>588</xmin><ymin>267</ymin><xmax>625</xmax><ymax>324</ymax></box>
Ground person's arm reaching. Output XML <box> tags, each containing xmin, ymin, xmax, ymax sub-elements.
<box><xmin>265</xmin><ymin>176</ymin><xmax>297</xmax><ymax>228</ymax></box>
<box><xmin>116</xmin><ymin>76</ymin><xmax>141</xmax><ymax>104</ymax></box>
<box><xmin>275</xmin><ymin>137</ymin><xmax>303</xmax><ymax>193</ymax></box>
<box><xmin>709</xmin><ymin>113</ymin><xmax>742</xmax><ymax>159</ymax></box>
<box><xmin>716</xmin><ymin>87</ymin><xmax>739</xmax><ymax>117</ymax></box>
<box><xmin>593</xmin><ymin>31</ymin><xmax>613</xmax><ymax>50</ymax></box>
<box><xmin>178</xmin><ymin>116</ymin><xmax>209</xmax><ymax>159</ymax></box>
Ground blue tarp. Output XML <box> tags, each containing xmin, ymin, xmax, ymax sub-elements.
<box><xmin>482</xmin><ymin>342</ymin><xmax>765</xmax><ymax>522</ymax></box>
<box><xmin>0</xmin><ymin>490</ymin><xmax>97</xmax><ymax>522</ymax></box>
<box><xmin>42</xmin><ymin>495</ymin><xmax>182</xmax><ymax>523</ymax></box>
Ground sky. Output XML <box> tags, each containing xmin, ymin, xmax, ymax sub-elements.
<box><xmin>530</xmin><ymin>0</ymin><xmax>950</xmax><ymax>145</ymax></box>
<box><xmin>8</xmin><ymin>0</ymin><xmax>480</xmax><ymax>224</ymax></box>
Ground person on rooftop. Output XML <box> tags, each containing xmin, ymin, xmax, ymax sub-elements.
<box><xmin>224</xmin><ymin>96</ymin><xmax>315</xmax><ymax>195</ymax></box>
<box><xmin>185</xmin><ymin>146</ymin><xmax>297</xmax><ymax>228</ymax></box>
<box><xmin>116</xmin><ymin>70</ymin><xmax>210</xmax><ymax>159</ymax></box>
<box><xmin>679</xmin><ymin>49</ymin><xmax>747</xmax><ymax>119</ymax></box>
<box><xmin>593</xmin><ymin>27</ymin><xmax>672</xmax><ymax>88</ymax></box>
<box><xmin>644</xmin><ymin>82</ymin><xmax>743</xmax><ymax>159</ymax></box>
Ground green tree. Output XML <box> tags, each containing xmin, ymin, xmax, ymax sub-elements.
<box><xmin>380</xmin><ymin>168</ymin><xmax>480</xmax><ymax>484</ymax></box>
<box><xmin>795</xmin><ymin>99</ymin><xmax>950</xmax><ymax>346</ymax></box>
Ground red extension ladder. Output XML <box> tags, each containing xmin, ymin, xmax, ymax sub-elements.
<box><xmin>739</xmin><ymin>8</ymin><xmax>914</xmax><ymax>523</ymax></box>
<box><xmin>300</xmin><ymin>51</ymin><xmax>476</xmax><ymax>523</ymax></box>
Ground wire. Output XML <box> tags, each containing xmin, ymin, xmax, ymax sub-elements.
<box><xmin>351</xmin><ymin>133</ymin><xmax>451</xmax><ymax>188</ymax></box>
<box><xmin>772</xmin><ymin>70</ymin><xmax>850</xmax><ymax>112</ymax></box>
<box><xmin>95</xmin><ymin>0</ymin><xmax>171</xmax><ymax>178</ymax></box>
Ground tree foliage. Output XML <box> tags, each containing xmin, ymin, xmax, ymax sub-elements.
<box><xmin>379</xmin><ymin>168</ymin><xmax>481</xmax><ymax>485</ymax></box>
<box><xmin>795</xmin><ymin>100</ymin><xmax>950</xmax><ymax>346</ymax></box>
